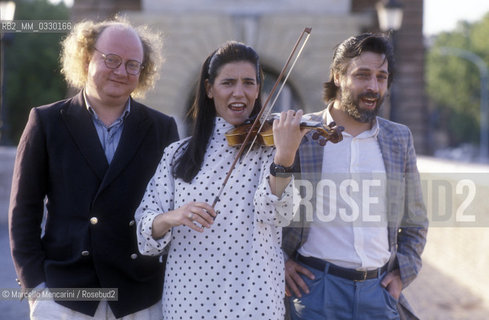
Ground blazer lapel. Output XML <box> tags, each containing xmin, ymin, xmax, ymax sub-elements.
<box><xmin>97</xmin><ymin>101</ymin><xmax>152</xmax><ymax>194</ymax></box>
<box><xmin>61</xmin><ymin>92</ymin><xmax>108</xmax><ymax>181</ymax></box>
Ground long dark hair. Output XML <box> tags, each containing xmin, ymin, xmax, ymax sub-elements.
<box><xmin>174</xmin><ymin>41</ymin><xmax>263</xmax><ymax>182</ymax></box>
<box><xmin>323</xmin><ymin>33</ymin><xmax>394</xmax><ymax>103</ymax></box>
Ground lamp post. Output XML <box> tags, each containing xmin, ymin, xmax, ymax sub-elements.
<box><xmin>376</xmin><ymin>0</ymin><xmax>403</xmax><ymax>121</ymax></box>
<box><xmin>438</xmin><ymin>47</ymin><xmax>489</xmax><ymax>161</ymax></box>
<box><xmin>0</xmin><ymin>1</ymin><xmax>16</xmax><ymax>145</ymax></box>
<box><xmin>376</xmin><ymin>0</ymin><xmax>403</xmax><ymax>32</ymax></box>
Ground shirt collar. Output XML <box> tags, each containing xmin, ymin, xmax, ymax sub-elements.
<box><xmin>83</xmin><ymin>90</ymin><xmax>131</xmax><ymax>121</ymax></box>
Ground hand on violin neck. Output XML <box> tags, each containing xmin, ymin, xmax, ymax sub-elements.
<box><xmin>272</xmin><ymin>109</ymin><xmax>308</xmax><ymax>167</ymax></box>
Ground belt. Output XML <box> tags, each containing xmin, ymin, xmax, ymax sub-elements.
<box><xmin>297</xmin><ymin>254</ymin><xmax>387</xmax><ymax>281</ymax></box>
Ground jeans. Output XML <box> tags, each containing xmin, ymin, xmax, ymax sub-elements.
<box><xmin>289</xmin><ymin>261</ymin><xmax>400</xmax><ymax>320</ymax></box>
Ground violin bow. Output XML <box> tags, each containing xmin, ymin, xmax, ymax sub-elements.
<box><xmin>245</xmin><ymin>29</ymin><xmax>312</xmax><ymax>158</ymax></box>
<box><xmin>211</xmin><ymin>27</ymin><xmax>312</xmax><ymax>209</ymax></box>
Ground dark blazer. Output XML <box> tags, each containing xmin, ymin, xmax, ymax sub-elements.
<box><xmin>8</xmin><ymin>91</ymin><xmax>179</xmax><ymax>317</ymax></box>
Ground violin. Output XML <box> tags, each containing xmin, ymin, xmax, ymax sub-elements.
<box><xmin>225</xmin><ymin>114</ymin><xmax>344</xmax><ymax>147</ymax></box>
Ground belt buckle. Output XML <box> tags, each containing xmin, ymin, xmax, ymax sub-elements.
<box><xmin>356</xmin><ymin>270</ymin><xmax>368</xmax><ymax>281</ymax></box>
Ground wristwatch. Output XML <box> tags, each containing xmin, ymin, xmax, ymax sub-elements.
<box><xmin>269</xmin><ymin>162</ymin><xmax>295</xmax><ymax>177</ymax></box>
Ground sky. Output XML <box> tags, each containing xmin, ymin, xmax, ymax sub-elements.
<box><xmin>49</xmin><ymin>0</ymin><xmax>489</xmax><ymax>36</ymax></box>
<box><xmin>424</xmin><ymin>0</ymin><xmax>489</xmax><ymax>35</ymax></box>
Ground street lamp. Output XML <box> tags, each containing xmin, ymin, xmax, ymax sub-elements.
<box><xmin>0</xmin><ymin>1</ymin><xmax>16</xmax><ymax>145</ymax></box>
<box><xmin>376</xmin><ymin>0</ymin><xmax>403</xmax><ymax>121</ymax></box>
<box><xmin>438</xmin><ymin>47</ymin><xmax>489</xmax><ymax>161</ymax></box>
<box><xmin>376</xmin><ymin>0</ymin><xmax>403</xmax><ymax>32</ymax></box>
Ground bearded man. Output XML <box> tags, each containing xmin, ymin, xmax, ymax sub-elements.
<box><xmin>282</xmin><ymin>33</ymin><xmax>428</xmax><ymax>320</ymax></box>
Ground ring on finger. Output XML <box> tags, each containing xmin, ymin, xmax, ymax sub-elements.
<box><xmin>188</xmin><ymin>212</ymin><xmax>194</xmax><ymax>220</ymax></box>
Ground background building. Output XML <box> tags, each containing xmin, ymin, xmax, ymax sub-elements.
<box><xmin>72</xmin><ymin>0</ymin><xmax>428</xmax><ymax>152</ymax></box>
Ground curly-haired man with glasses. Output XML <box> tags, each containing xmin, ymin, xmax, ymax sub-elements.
<box><xmin>9</xmin><ymin>18</ymin><xmax>179</xmax><ymax>319</ymax></box>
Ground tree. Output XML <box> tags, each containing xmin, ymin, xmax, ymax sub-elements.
<box><xmin>426</xmin><ymin>12</ymin><xmax>489</xmax><ymax>147</ymax></box>
<box><xmin>4</xmin><ymin>0</ymin><xmax>69</xmax><ymax>145</ymax></box>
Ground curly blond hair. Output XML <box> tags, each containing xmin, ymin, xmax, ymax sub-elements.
<box><xmin>60</xmin><ymin>17</ymin><xmax>163</xmax><ymax>98</ymax></box>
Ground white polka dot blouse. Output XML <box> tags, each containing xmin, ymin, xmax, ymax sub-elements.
<box><xmin>135</xmin><ymin>117</ymin><xmax>297</xmax><ymax>319</ymax></box>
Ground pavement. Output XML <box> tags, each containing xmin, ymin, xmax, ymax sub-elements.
<box><xmin>0</xmin><ymin>222</ymin><xmax>30</xmax><ymax>319</ymax></box>
<box><xmin>404</xmin><ymin>261</ymin><xmax>489</xmax><ymax>320</ymax></box>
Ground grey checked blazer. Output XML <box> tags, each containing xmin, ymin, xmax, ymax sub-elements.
<box><xmin>282</xmin><ymin>110</ymin><xmax>428</xmax><ymax>319</ymax></box>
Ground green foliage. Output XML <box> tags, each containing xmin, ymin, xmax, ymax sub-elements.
<box><xmin>426</xmin><ymin>12</ymin><xmax>489</xmax><ymax>146</ymax></box>
<box><xmin>3</xmin><ymin>0</ymin><xmax>69</xmax><ymax>145</ymax></box>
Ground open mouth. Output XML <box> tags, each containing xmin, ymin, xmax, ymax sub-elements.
<box><xmin>361</xmin><ymin>97</ymin><xmax>377</xmax><ymax>108</ymax></box>
<box><xmin>359</xmin><ymin>92</ymin><xmax>380</xmax><ymax>109</ymax></box>
<box><xmin>229</xmin><ymin>103</ymin><xmax>247</xmax><ymax>112</ymax></box>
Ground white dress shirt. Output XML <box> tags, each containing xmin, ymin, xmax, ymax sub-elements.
<box><xmin>298</xmin><ymin>109</ymin><xmax>390</xmax><ymax>270</ymax></box>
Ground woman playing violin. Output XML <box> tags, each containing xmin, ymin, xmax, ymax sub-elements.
<box><xmin>135</xmin><ymin>41</ymin><xmax>307</xmax><ymax>319</ymax></box>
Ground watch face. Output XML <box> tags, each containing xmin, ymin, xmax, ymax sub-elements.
<box><xmin>275</xmin><ymin>165</ymin><xmax>286</xmax><ymax>173</ymax></box>
<box><xmin>270</xmin><ymin>162</ymin><xmax>294</xmax><ymax>177</ymax></box>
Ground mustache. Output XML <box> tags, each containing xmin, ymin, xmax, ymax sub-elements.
<box><xmin>358</xmin><ymin>92</ymin><xmax>381</xmax><ymax>100</ymax></box>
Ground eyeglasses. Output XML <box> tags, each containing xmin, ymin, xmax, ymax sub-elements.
<box><xmin>94</xmin><ymin>48</ymin><xmax>144</xmax><ymax>75</ymax></box>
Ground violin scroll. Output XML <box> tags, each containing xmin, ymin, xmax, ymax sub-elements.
<box><xmin>310</xmin><ymin>121</ymin><xmax>344</xmax><ymax>146</ymax></box>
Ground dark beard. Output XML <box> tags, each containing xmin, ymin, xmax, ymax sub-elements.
<box><xmin>340</xmin><ymin>89</ymin><xmax>383</xmax><ymax>123</ymax></box>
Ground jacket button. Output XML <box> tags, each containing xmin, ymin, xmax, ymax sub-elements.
<box><xmin>130</xmin><ymin>253</ymin><xmax>138</xmax><ymax>260</ymax></box>
<box><xmin>81</xmin><ymin>251</ymin><xmax>90</xmax><ymax>256</ymax></box>
<box><xmin>90</xmin><ymin>217</ymin><xmax>98</xmax><ymax>225</ymax></box>
<box><xmin>128</xmin><ymin>220</ymin><xmax>135</xmax><ymax>227</ymax></box>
